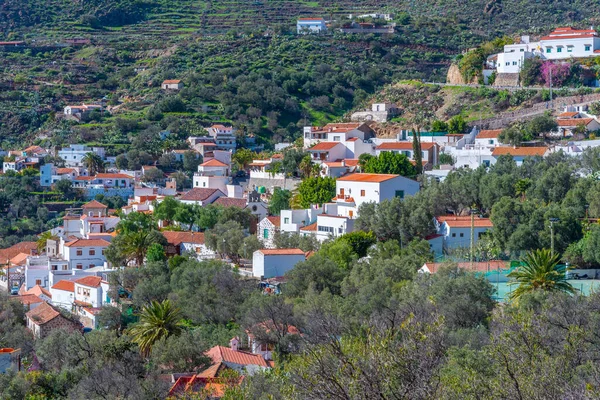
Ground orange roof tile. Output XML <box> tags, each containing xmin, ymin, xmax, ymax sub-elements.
<box><xmin>162</xmin><ymin>231</ymin><xmax>206</xmax><ymax>246</ymax></box>
<box><xmin>64</xmin><ymin>238</ymin><xmax>110</xmax><ymax>248</ymax></box>
<box><xmin>299</xmin><ymin>222</ymin><xmax>317</xmax><ymax>232</ymax></box>
<box><xmin>95</xmin><ymin>173</ymin><xmax>133</xmax><ymax>179</ymax></box>
<box><xmin>343</xmin><ymin>159</ymin><xmax>360</xmax><ymax>167</ymax></box>
<box><xmin>51</xmin><ymin>280</ymin><xmax>75</xmax><ymax>292</ymax></box>
<box><xmin>437</xmin><ymin>216</ymin><xmax>493</xmax><ymax>228</ymax></box>
<box><xmin>258</xmin><ymin>248</ymin><xmax>305</xmax><ymax>256</ymax></box>
<box><xmin>309</xmin><ymin>142</ymin><xmax>343</xmax><ymax>151</ymax></box>
<box><xmin>17</xmin><ymin>294</ymin><xmax>44</xmax><ymax>305</ymax></box>
<box><xmin>477</xmin><ymin>129</ymin><xmax>502</xmax><ymax>139</ymax></box>
<box><xmin>0</xmin><ymin>242</ymin><xmax>37</xmax><ymax>262</ymax></box>
<box><xmin>265</xmin><ymin>216</ymin><xmax>280</xmax><ymax>227</ymax></box>
<box><xmin>25</xmin><ymin>302</ymin><xmax>60</xmax><ymax>325</ymax></box>
<box><xmin>74</xmin><ymin>276</ymin><xmax>102</xmax><ymax>288</ymax></box>
<box><xmin>56</xmin><ymin>168</ymin><xmax>76</xmax><ymax>174</ymax></box>
<box><xmin>557</xmin><ymin>118</ymin><xmax>595</xmax><ymax>127</ymax></box>
<box><xmin>82</xmin><ymin>200</ymin><xmax>107</xmax><ymax>209</ymax></box>
<box><xmin>213</xmin><ymin>197</ymin><xmax>247</xmax><ymax>208</ymax></box>
<box><xmin>162</xmin><ymin>79</ymin><xmax>181</xmax><ymax>84</ymax></box>
<box><xmin>206</xmin><ymin>345</ymin><xmax>269</xmax><ymax>367</ymax></box>
<box><xmin>337</xmin><ymin>173</ymin><xmax>399</xmax><ymax>183</ymax></box>
<box><xmin>558</xmin><ymin>112</ymin><xmax>579</xmax><ymax>118</ymax></box>
<box><xmin>200</xmin><ymin>159</ymin><xmax>228</xmax><ymax>167</ymax></box>
<box><xmin>10</xmin><ymin>252</ymin><xmax>29</xmax><ymax>266</ymax></box>
<box><xmin>180</xmin><ymin>188</ymin><xmax>223</xmax><ymax>202</ymax></box>
<box><xmin>25</xmin><ymin>285</ymin><xmax>52</xmax><ymax>299</ymax></box>
<box><xmin>492</xmin><ymin>147</ymin><xmax>548</xmax><ymax>157</ymax></box>
<box><xmin>422</xmin><ymin>260</ymin><xmax>507</xmax><ymax>274</ymax></box>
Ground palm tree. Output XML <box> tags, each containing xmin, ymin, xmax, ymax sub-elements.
<box><xmin>128</xmin><ymin>299</ymin><xmax>184</xmax><ymax>357</ymax></box>
<box><xmin>507</xmin><ymin>248</ymin><xmax>577</xmax><ymax>302</ymax></box>
<box><xmin>81</xmin><ymin>152</ymin><xmax>104</xmax><ymax>175</ymax></box>
<box><xmin>36</xmin><ymin>231</ymin><xmax>57</xmax><ymax>254</ymax></box>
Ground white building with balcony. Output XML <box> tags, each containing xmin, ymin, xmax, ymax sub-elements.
<box><xmin>58</xmin><ymin>145</ymin><xmax>105</xmax><ymax>167</ymax></box>
<box><xmin>297</xmin><ymin>18</ymin><xmax>327</xmax><ymax>34</ymax></box>
<box><xmin>206</xmin><ymin>124</ymin><xmax>237</xmax><ymax>152</ymax></box>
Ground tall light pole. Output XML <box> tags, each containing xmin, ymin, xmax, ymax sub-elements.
<box><xmin>549</xmin><ymin>217</ymin><xmax>559</xmax><ymax>256</ymax></box>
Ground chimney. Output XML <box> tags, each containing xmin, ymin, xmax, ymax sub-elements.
<box><xmin>229</xmin><ymin>337</ymin><xmax>239</xmax><ymax>351</ymax></box>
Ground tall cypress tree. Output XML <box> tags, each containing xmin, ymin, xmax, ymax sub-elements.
<box><xmin>412</xmin><ymin>128</ymin><xmax>423</xmax><ymax>175</ymax></box>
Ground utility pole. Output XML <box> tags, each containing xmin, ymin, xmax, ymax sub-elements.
<box><xmin>470</xmin><ymin>208</ymin><xmax>475</xmax><ymax>269</ymax></box>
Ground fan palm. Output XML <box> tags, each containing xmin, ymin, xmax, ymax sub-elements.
<box><xmin>81</xmin><ymin>152</ymin><xmax>104</xmax><ymax>175</ymax></box>
<box><xmin>507</xmin><ymin>248</ymin><xmax>577</xmax><ymax>302</ymax></box>
<box><xmin>128</xmin><ymin>299</ymin><xmax>184</xmax><ymax>356</ymax></box>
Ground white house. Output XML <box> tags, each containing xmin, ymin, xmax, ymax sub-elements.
<box><xmin>301</xmin><ymin>213</ymin><xmax>355</xmax><ymax>242</ymax></box>
<box><xmin>280</xmin><ymin>206</ymin><xmax>323</xmax><ymax>233</ymax></box>
<box><xmin>162</xmin><ymin>231</ymin><xmax>215</xmax><ymax>260</ymax></box>
<box><xmin>2</xmin><ymin>158</ymin><xmax>26</xmax><ymax>172</ymax></box>
<box><xmin>297</xmin><ymin>18</ymin><xmax>327</xmax><ymax>34</ymax></box>
<box><xmin>375</xmin><ymin>142</ymin><xmax>439</xmax><ymax>167</ymax></box>
<box><xmin>252</xmin><ymin>249</ymin><xmax>306</xmax><ymax>278</ymax></box>
<box><xmin>491</xmin><ymin>147</ymin><xmax>549</xmax><ymax>166</ymax></box>
<box><xmin>307</xmin><ymin>142</ymin><xmax>347</xmax><ymax>164</ymax></box>
<box><xmin>58</xmin><ymin>145</ymin><xmax>106</xmax><ymax>167</ymax></box>
<box><xmin>62</xmin><ymin>238</ymin><xmax>110</xmax><ymax>270</ymax></box>
<box><xmin>63</xmin><ymin>104</ymin><xmax>103</xmax><ymax>120</ymax></box>
<box><xmin>435</xmin><ymin>216</ymin><xmax>494</xmax><ymax>251</ymax></box>
<box><xmin>303</xmin><ymin>123</ymin><xmax>375</xmax><ymax>159</ymax></box>
<box><xmin>320</xmin><ymin>159</ymin><xmax>360</xmax><ymax>178</ymax></box>
<box><xmin>257</xmin><ymin>216</ymin><xmax>280</xmax><ymax>248</ymax></box>
<box><xmin>206</xmin><ymin>124</ymin><xmax>237</xmax><ymax>152</ymax></box>
<box><xmin>474</xmin><ymin>130</ymin><xmax>503</xmax><ymax>148</ymax></box>
<box><xmin>161</xmin><ymin>80</ymin><xmax>183</xmax><ymax>90</ymax></box>
<box><xmin>72</xmin><ymin>275</ymin><xmax>110</xmax><ymax>329</ymax></box>
<box><xmin>333</xmin><ymin>173</ymin><xmax>420</xmax><ymax>218</ymax></box>
<box><xmin>556</xmin><ymin>118</ymin><xmax>600</xmax><ymax>137</ymax></box>
<box><xmin>50</xmin><ymin>280</ymin><xmax>75</xmax><ymax>309</ymax></box>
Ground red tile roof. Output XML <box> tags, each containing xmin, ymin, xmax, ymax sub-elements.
<box><xmin>82</xmin><ymin>200</ymin><xmax>107</xmax><ymax>209</ymax></box>
<box><xmin>558</xmin><ymin>112</ymin><xmax>579</xmax><ymax>118</ymax></box>
<box><xmin>313</xmin><ymin>123</ymin><xmax>362</xmax><ymax>133</ymax></box>
<box><xmin>265</xmin><ymin>216</ymin><xmax>280</xmax><ymax>227</ymax></box>
<box><xmin>343</xmin><ymin>159</ymin><xmax>360</xmax><ymax>167</ymax></box>
<box><xmin>95</xmin><ymin>173</ymin><xmax>133</xmax><ymax>179</ymax></box>
<box><xmin>206</xmin><ymin>345</ymin><xmax>268</xmax><ymax>367</ymax></box>
<box><xmin>64</xmin><ymin>238</ymin><xmax>110</xmax><ymax>248</ymax></box>
<box><xmin>213</xmin><ymin>197</ymin><xmax>247</xmax><ymax>208</ymax></box>
<box><xmin>437</xmin><ymin>215</ymin><xmax>493</xmax><ymax>228</ymax></box>
<box><xmin>25</xmin><ymin>285</ymin><xmax>52</xmax><ymax>299</ymax></box>
<box><xmin>162</xmin><ymin>231</ymin><xmax>206</xmax><ymax>246</ymax></box>
<box><xmin>74</xmin><ymin>276</ymin><xmax>102</xmax><ymax>288</ymax></box>
<box><xmin>51</xmin><ymin>280</ymin><xmax>75</xmax><ymax>292</ymax></box>
<box><xmin>299</xmin><ymin>222</ymin><xmax>318</xmax><ymax>232</ymax></box>
<box><xmin>200</xmin><ymin>159</ymin><xmax>228</xmax><ymax>167</ymax></box>
<box><xmin>162</xmin><ymin>79</ymin><xmax>181</xmax><ymax>84</ymax></box>
<box><xmin>376</xmin><ymin>142</ymin><xmax>438</xmax><ymax>150</ymax></box>
<box><xmin>180</xmin><ymin>188</ymin><xmax>223</xmax><ymax>202</ymax></box>
<box><xmin>26</xmin><ymin>302</ymin><xmax>60</xmax><ymax>325</ymax></box>
<box><xmin>258</xmin><ymin>248</ymin><xmax>305</xmax><ymax>256</ymax></box>
<box><xmin>492</xmin><ymin>147</ymin><xmax>548</xmax><ymax>157</ymax></box>
<box><xmin>309</xmin><ymin>142</ymin><xmax>343</xmax><ymax>151</ymax></box>
<box><xmin>477</xmin><ymin>129</ymin><xmax>502</xmax><ymax>139</ymax></box>
<box><xmin>337</xmin><ymin>173</ymin><xmax>399</xmax><ymax>183</ymax></box>
<box><xmin>557</xmin><ymin>118</ymin><xmax>595</xmax><ymax>127</ymax></box>
<box><xmin>17</xmin><ymin>294</ymin><xmax>44</xmax><ymax>305</ymax></box>
<box><xmin>10</xmin><ymin>253</ymin><xmax>29</xmax><ymax>266</ymax></box>
<box><xmin>56</xmin><ymin>168</ymin><xmax>76</xmax><ymax>174</ymax></box>
<box><xmin>0</xmin><ymin>242</ymin><xmax>37</xmax><ymax>262</ymax></box>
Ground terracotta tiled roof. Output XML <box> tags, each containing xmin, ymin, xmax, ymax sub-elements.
<box><xmin>200</xmin><ymin>159</ymin><xmax>228</xmax><ymax>167</ymax></box>
<box><xmin>51</xmin><ymin>280</ymin><xmax>75</xmax><ymax>292</ymax></box>
<box><xmin>206</xmin><ymin>345</ymin><xmax>269</xmax><ymax>367</ymax></box>
<box><xmin>10</xmin><ymin>252</ymin><xmax>29</xmax><ymax>266</ymax></box>
<box><xmin>0</xmin><ymin>242</ymin><xmax>37</xmax><ymax>262</ymax></box>
<box><xmin>437</xmin><ymin>215</ymin><xmax>493</xmax><ymax>228</ymax></box>
<box><xmin>541</xmin><ymin>33</ymin><xmax>596</xmax><ymax>40</ymax></box>
<box><xmin>298</xmin><ymin>17</ymin><xmax>325</xmax><ymax>21</ymax></box>
<box><xmin>180</xmin><ymin>188</ymin><xmax>223</xmax><ymax>202</ymax></box>
<box><xmin>64</xmin><ymin>238</ymin><xmax>110</xmax><ymax>248</ymax></box>
<box><xmin>17</xmin><ymin>294</ymin><xmax>44</xmax><ymax>305</ymax></box>
<box><xmin>23</xmin><ymin>145</ymin><xmax>45</xmax><ymax>154</ymax></box>
<box><xmin>558</xmin><ymin>112</ymin><xmax>579</xmax><ymax>118</ymax></box>
<box><xmin>557</xmin><ymin>118</ymin><xmax>595</xmax><ymax>127</ymax></box>
<box><xmin>258</xmin><ymin>248</ymin><xmax>305</xmax><ymax>256</ymax></box>
<box><xmin>75</xmin><ymin>176</ymin><xmax>95</xmax><ymax>181</ymax></box>
<box><xmin>25</xmin><ymin>285</ymin><xmax>52</xmax><ymax>299</ymax></box>
<box><xmin>82</xmin><ymin>200</ymin><xmax>107</xmax><ymax>209</ymax></box>
<box><xmin>477</xmin><ymin>129</ymin><xmax>502</xmax><ymax>139</ymax></box>
<box><xmin>162</xmin><ymin>231</ymin><xmax>206</xmax><ymax>246</ymax></box>
<box><xmin>299</xmin><ymin>222</ymin><xmax>317</xmax><ymax>232</ymax></box>
<box><xmin>162</xmin><ymin>79</ymin><xmax>181</xmax><ymax>84</ymax></box>
<box><xmin>308</xmin><ymin>142</ymin><xmax>343</xmax><ymax>151</ymax></box>
<box><xmin>56</xmin><ymin>168</ymin><xmax>76</xmax><ymax>174</ymax></box>
<box><xmin>337</xmin><ymin>173</ymin><xmax>399</xmax><ymax>183</ymax></box>
<box><xmin>26</xmin><ymin>302</ymin><xmax>60</xmax><ymax>325</ymax></box>
<box><xmin>422</xmin><ymin>260</ymin><xmax>508</xmax><ymax>274</ymax></box>
<box><xmin>375</xmin><ymin>142</ymin><xmax>438</xmax><ymax>150</ymax></box>
<box><xmin>322</xmin><ymin>161</ymin><xmax>345</xmax><ymax>167</ymax></box>
<box><xmin>265</xmin><ymin>216</ymin><xmax>280</xmax><ymax>227</ymax></box>
<box><xmin>74</xmin><ymin>276</ymin><xmax>102</xmax><ymax>288</ymax></box>
<box><xmin>213</xmin><ymin>197</ymin><xmax>247</xmax><ymax>208</ymax></box>
<box><xmin>313</xmin><ymin>123</ymin><xmax>361</xmax><ymax>133</ymax></box>
<box><xmin>492</xmin><ymin>147</ymin><xmax>548</xmax><ymax>157</ymax></box>
<box><xmin>343</xmin><ymin>159</ymin><xmax>360</xmax><ymax>167</ymax></box>
<box><xmin>95</xmin><ymin>173</ymin><xmax>133</xmax><ymax>179</ymax></box>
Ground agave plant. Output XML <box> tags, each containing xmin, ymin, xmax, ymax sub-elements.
<box><xmin>507</xmin><ymin>248</ymin><xmax>576</xmax><ymax>302</ymax></box>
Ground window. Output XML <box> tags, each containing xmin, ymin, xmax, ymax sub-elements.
<box><xmin>76</xmin><ymin>264</ymin><xmax>83</xmax><ymax>270</ymax></box>
<box><xmin>489</xmin><ymin>140</ymin><xmax>494</xmax><ymax>145</ymax></box>
<box><xmin>101</xmin><ymin>249</ymin><xmax>105</xmax><ymax>255</ymax></box>
<box><xmin>333</xmin><ymin>136</ymin><xmax>340</xmax><ymax>141</ymax></box>
<box><xmin>452</xmin><ymin>233</ymin><xmax>456</xmax><ymax>238</ymax></box>
<box><xmin>83</xmin><ymin>288</ymin><xmax>90</xmax><ymax>297</ymax></box>
<box><xmin>317</xmin><ymin>226</ymin><xmax>334</xmax><ymax>233</ymax></box>
<box><xmin>62</xmin><ymin>265</ymin><xmax>68</xmax><ymax>271</ymax></box>
<box><xmin>36</xmin><ymin>279</ymin><xmax>41</xmax><ymax>286</ymax></box>
<box><xmin>585</xmin><ymin>45</ymin><xmax>591</xmax><ymax>51</ymax></box>
<box><xmin>567</xmin><ymin>46</ymin><xmax>573</xmax><ymax>52</ymax></box>
<box><xmin>89</xmin><ymin>249</ymin><xmax>95</xmax><ymax>256</ymax></box>
<box><xmin>505</xmin><ymin>62</ymin><xmax>510</xmax><ymax>66</ymax></box>
<box><xmin>546</xmin><ymin>47</ymin><xmax>552</xmax><ymax>53</ymax></box>
<box><xmin>284</xmin><ymin>217</ymin><xmax>290</xmax><ymax>224</ymax></box>
<box><xmin>395</xmin><ymin>190</ymin><xmax>405</xmax><ymax>199</ymax></box>
<box><xmin>360</xmin><ymin>190</ymin><xmax>365</xmax><ymax>197</ymax></box>
<box><xmin>512</xmin><ymin>61</ymin><xmax>517</xmax><ymax>65</ymax></box>
<box><xmin>203</xmin><ymin>182</ymin><xmax>206</xmax><ymax>187</ymax></box>
<box><xmin>520</xmin><ymin>48</ymin><xmax>524</xmax><ymax>52</ymax></box>
<box><xmin>76</xmin><ymin>249</ymin><xmax>82</xmax><ymax>256</ymax></box>
<box><xmin>338</xmin><ymin>227</ymin><xmax>343</xmax><ymax>234</ymax></box>
<box><xmin>195</xmin><ymin>181</ymin><xmax>198</xmax><ymax>187</ymax></box>
<box><xmin>557</xmin><ymin>47</ymin><xmax>562</xmax><ymax>53</ymax></box>
<box><xmin>89</xmin><ymin>264</ymin><xmax>95</xmax><ymax>269</ymax></box>
<box><xmin>459</xmin><ymin>233</ymin><xmax>464</xmax><ymax>238</ymax></box>
<box><xmin>77</xmin><ymin>287</ymin><xmax>81</xmax><ymax>294</ymax></box>
<box><xmin>263</xmin><ymin>229</ymin><xmax>269</xmax><ymax>239</ymax></box>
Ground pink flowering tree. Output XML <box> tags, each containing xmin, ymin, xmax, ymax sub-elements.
<box><xmin>540</xmin><ymin>61</ymin><xmax>571</xmax><ymax>87</ymax></box>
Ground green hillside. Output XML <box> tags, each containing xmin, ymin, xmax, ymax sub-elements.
<box><xmin>2</xmin><ymin>1</ymin><xmax>600</xmax><ymax>149</ymax></box>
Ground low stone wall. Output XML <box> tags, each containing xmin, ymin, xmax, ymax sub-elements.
<box><xmin>493</xmin><ymin>73</ymin><xmax>519</xmax><ymax>87</ymax></box>
<box><xmin>248</xmin><ymin>177</ymin><xmax>301</xmax><ymax>192</ymax></box>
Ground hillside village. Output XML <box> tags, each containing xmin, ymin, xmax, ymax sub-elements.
<box><xmin>5</xmin><ymin>2</ymin><xmax>600</xmax><ymax>397</ymax></box>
